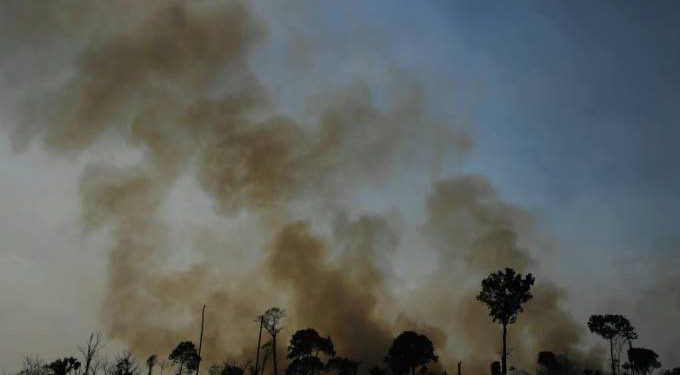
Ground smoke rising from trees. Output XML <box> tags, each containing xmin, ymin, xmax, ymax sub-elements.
<box><xmin>2</xmin><ymin>0</ymin><xmax>671</xmax><ymax>373</ymax></box>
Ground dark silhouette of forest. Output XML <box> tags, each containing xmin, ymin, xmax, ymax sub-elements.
<box><xmin>11</xmin><ymin>268</ymin><xmax>677</xmax><ymax>375</ymax></box>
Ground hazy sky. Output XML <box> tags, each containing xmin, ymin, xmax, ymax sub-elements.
<box><xmin>1</xmin><ymin>0</ymin><xmax>679</xmax><ymax>372</ymax></box>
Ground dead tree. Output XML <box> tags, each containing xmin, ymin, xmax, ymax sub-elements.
<box><xmin>254</xmin><ymin>315</ymin><xmax>264</xmax><ymax>375</ymax></box>
<box><xmin>79</xmin><ymin>332</ymin><xmax>106</xmax><ymax>375</ymax></box>
<box><xmin>261</xmin><ymin>308</ymin><xmax>285</xmax><ymax>375</ymax></box>
<box><xmin>196</xmin><ymin>305</ymin><xmax>207</xmax><ymax>375</ymax></box>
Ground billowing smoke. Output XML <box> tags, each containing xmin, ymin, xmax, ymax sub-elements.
<box><xmin>414</xmin><ymin>177</ymin><xmax>601</xmax><ymax>373</ymax></box>
<box><xmin>2</xmin><ymin>0</ymin><xmax>604</xmax><ymax>373</ymax></box>
<box><xmin>267</xmin><ymin>220</ymin><xmax>394</xmax><ymax>366</ymax></box>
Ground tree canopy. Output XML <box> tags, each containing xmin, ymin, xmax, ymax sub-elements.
<box><xmin>286</xmin><ymin>329</ymin><xmax>336</xmax><ymax>375</ymax></box>
<box><xmin>477</xmin><ymin>268</ymin><xmax>535</xmax><ymax>375</ymax></box>
<box><xmin>537</xmin><ymin>351</ymin><xmax>560</xmax><ymax>373</ymax></box>
<box><xmin>169</xmin><ymin>342</ymin><xmax>200</xmax><ymax>375</ymax></box>
<box><xmin>287</xmin><ymin>329</ymin><xmax>335</xmax><ymax>360</ymax></box>
<box><xmin>587</xmin><ymin>315</ymin><xmax>636</xmax><ymax>341</ymax></box>
<box><xmin>46</xmin><ymin>357</ymin><xmax>81</xmax><ymax>375</ymax></box>
<box><xmin>476</xmin><ymin>268</ymin><xmax>535</xmax><ymax>325</ymax></box>
<box><xmin>587</xmin><ymin>314</ymin><xmax>638</xmax><ymax>375</ymax></box>
<box><xmin>112</xmin><ymin>353</ymin><xmax>138</xmax><ymax>375</ymax></box>
<box><xmin>384</xmin><ymin>331</ymin><xmax>438</xmax><ymax>375</ymax></box>
<box><xmin>626</xmin><ymin>348</ymin><xmax>661</xmax><ymax>375</ymax></box>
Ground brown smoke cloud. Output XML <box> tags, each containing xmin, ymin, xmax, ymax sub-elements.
<box><xmin>3</xmin><ymin>0</ymin><xmax>606</xmax><ymax>373</ymax></box>
<box><xmin>267</xmin><ymin>221</ymin><xmax>393</xmax><ymax>366</ymax></box>
<box><xmin>625</xmin><ymin>238</ymin><xmax>680</xmax><ymax>366</ymax></box>
<box><xmin>6</xmin><ymin>0</ymin><xmax>424</xmax><ymax>365</ymax></box>
<box><xmin>418</xmin><ymin>177</ymin><xmax>598</xmax><ymax>372</ymax></box>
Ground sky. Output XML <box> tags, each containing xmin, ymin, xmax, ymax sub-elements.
<box><xmin>1</xmin><ymin>0</ymin><xmax>679</xmax><ymax>373</ymax></box>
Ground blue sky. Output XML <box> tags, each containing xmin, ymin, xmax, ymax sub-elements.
<box><xmin>346</xmin><ymin>0</ymin><xmax>680</xmax><ymax>254</ymax></box>
<box><xmin>251</xmin><ymin>0</ymin><xmax>680</xmax><ymax>314</ymax></box>
<box><xmin>259</xmin><ymin>0</ymin><xmax>680</xmax><ymax>258</ymax></box>
<box><xmin>1</xmin><ymin>0</ymin><xmax>680</xmax><ymax>370</ymax></box>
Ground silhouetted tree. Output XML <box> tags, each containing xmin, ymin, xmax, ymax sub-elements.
<box><xmin>663</xmin><ymin>368</ymin><xmax>680</xmax><ymax>375</ymax></box>
<box><xmin>625</xmin><ymin>348</ymin><xmax>660</xmax><ymax>375</ymax></box>
<box><xmin>537</xmin><ymin>352</ymin><xmax>560</xmax><ymax>375</ymax></box>
<box><xmin>110</xmin><ymin>352</ymin><xmax>139</xmax><ymax>375</ymax></box>
<box><xmin>491</xmin><ymin>362</ymin><xmax>501</xmax><ymax>375</ymax></box>
<box><xmin>169</xmin><ymin>342</ymin><xmax>200</xmax><ymax>375</ymax></box>
<box><xmin>326</xmin><ymin>358</ymin><xmax>360</xmax><ymax>375</ymax></box>
<box><xmin>476</xmin><ymin>268</ymin><xmax>535</xmax><ymax>375</ymax></box>
<box><xmin>384</xmin><ymin>331</ymin><xmax>438</xmax><ymax>375</ymax></box>
<box><xmin>146</xmin><ymin>356</ymin><xmax>157</xmax><ymax>375</ymax></box>
<box><xmin>288</xmin><ymin>329</ymin><xmax>335</xmax><ymax>360</ymax></box>
<box><xmin>614</xmin><ymin>319</ymin><xmax>637</xmax><ymax>375</ymax></box>
<box><xmin>254</xmin><ymin>315</ymin><xmax>265</xmax><ymax>375</ymax></box>
<box><xmin>587</xmin><ymin>315</ymin><xmax>636</xmax><ymax>375</ymax></box>
<box><xmin>79</xmin><ymin>332</ymin><xmax>106</xmax><ymax>375</ymax></box>
<box><xmin>262</xmin><ymin>308</ymin><xmax>286</xmax><ymax>375</ymax></box>
<box><xmin>46</xmin><ymin>357</ymin><xmax>81</xmax><ymax>375</ymax></box>
<box><xmin>620</xmin><ymin>322</ymin><xmax>637</xmax><ymax>350</ymax></box>
<box><xmin>286</xmin><ymin>329</ymin><xmax>335</xmax><ymax>375</ymax></box>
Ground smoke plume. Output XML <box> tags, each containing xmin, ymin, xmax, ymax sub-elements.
<box><xmin>2</xmin><ymin>0</ymin><xmax>605</xmax><ymax>373</ymax></box>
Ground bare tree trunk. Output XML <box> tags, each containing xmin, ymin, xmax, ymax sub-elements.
<box><xmin>85</xmin><ymin>342</ymin><xmax>93</xmax><ymax>375</ymax></box>
<box><xmin>260</xmin><ymin>355</ymin><xmax>269</xmax><ymax>375</ymax></box>
<box><xmin>255</xmin><ymin>316</ymin><xmax>263</xmax><ymax>375</ymax></box>
<box><xmin>196</xmin><ymin>305</ymin><xmax>206</xmax><ymax>375</ymax></box>
<box><xmin>457</xmin><ymin>361</ymin><xmax>462</xmax><ymax>375</ymax></box>
<box><xmin>272</xmin><ymin>334</ymin><xmax>278</xmax><ymax>375</ymax></box>
<box><xmin>79</xmin><ymin>332</ymin><xmax>104</xmax><ymax>375</ymax></box>
<box><xmin>502</xmin><ymin>323</ymin><xmax>508</xmax><ymax>375</ymax></box>
<box><xmin>85</xmin><ymin>353</ymin><xmax>92</xmax><ymax>375</ymax></box>
<box><xmin>610</xmin><ymin>338</ymin><xmax>616</xmax><ymax>375</ymax></box>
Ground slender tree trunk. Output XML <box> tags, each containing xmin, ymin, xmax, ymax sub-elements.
<box><xmin>609</xmin><ymin>338</ymin><xmax>616</xmax><ymax>375</ymax></box>
<box><xmin>457</xmin><ymin>361</ymin><xmax>462</xmax><ymax>375</ymax></box>
<box><xmin>502</xmin><ymin>323</ymin><xmax>508</xmax><ymax>375</ymax></box>
<box><xmin>84</xmin><ymin>357</ymin><xmax>92</xmax><ymax>375</ymax></box>
<box><xmin>196</xmin><ymin>305</ymin><xmax>206</xmax><ymax>375</ymax></box>
<box><xmin>255</xmin><ymin>316</ymin><xmax>263</xmax><ymax>375</ymax></box>
<box><xmin>272</xmin><ymin>334</ymin><xmax>278</xmax><ymax>375</ymax></box>
<box><xmin>260</xmin><ymin>356</ymin><xmax>268</xmax><ymax>375</ymax></box>
<box><xmin>627</xmin><ymin>338</ymin><xmax>633</xmax><ymax>375</ymax></box>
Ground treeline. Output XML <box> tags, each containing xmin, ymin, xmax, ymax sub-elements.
<box><xmin>11</xmin><ymin>268</ymin><xmax>680</xmax><ymax>375</ymax></box>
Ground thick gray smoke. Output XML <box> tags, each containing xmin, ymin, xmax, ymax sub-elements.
<box><xmin>1</xmin><ymin>1</ymin><xmax>606</xmax><ymax>373</ymax></box>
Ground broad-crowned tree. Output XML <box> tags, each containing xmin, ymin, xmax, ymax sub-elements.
<box><xmin>384</xmin><ymin>331</ymin><xmax>438</xmax><ymax>375</ymax></box>
<box><xmin>476</xmin><ymin>268</ymin><xmax>535</xmax><ymax>375</ymax></box>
